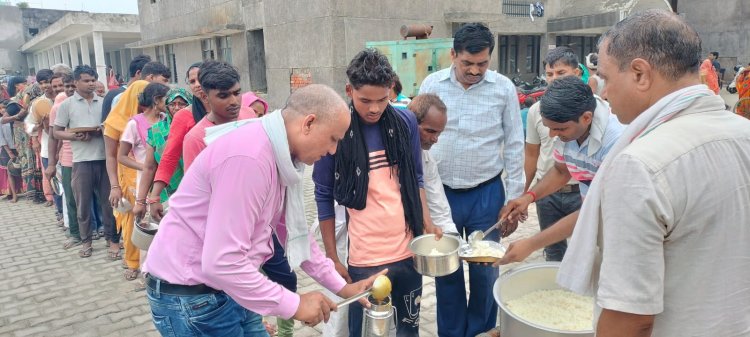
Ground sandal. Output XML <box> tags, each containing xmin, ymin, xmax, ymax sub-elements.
<box><xmin>78</xmin><ymin>246</ymin><xmax>93</xmax><ymax>258</ymax></box>
<box><xmin>121</xmin><ymin>260</ymin><xmax>129</xmax><ymax>269</ymax></box>
<box><xmin>107</xmin><ymin>248</ymin><xmax>121</xmax><ymax>261</ymax></box>
<box><xmin>476</xmin><ymin>327</ymin><xmax>502</xmax><ymax>337</ymax></box>
<box><xmin>123</xmin><ymin>268</ymin><xmax>140</xmax><ymax>281</ymax></box>
<box><xmin>63</xmin><ymin>238</ymin><xmax>82</xmax><ymax>250</ymax></box>
<box><xmin>91</xmin><ymin>231</ymin><xmax>100</xmax><ymax>240</ymax></box>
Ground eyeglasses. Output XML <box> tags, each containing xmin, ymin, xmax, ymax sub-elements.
<box><xmin>168</xmin><ymin>101</ymin><xmax>188</xmax><ymax>110</ymax></box>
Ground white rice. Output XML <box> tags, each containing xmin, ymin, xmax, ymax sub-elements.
<box><xmin>466</xmin><ymin>241</ymin><xmax>504</xmax><ymax>258</ymax></box>
<box><xmin>505</xmin><ymin>289</ymin><xmax>594</xmax><ymax>331</ymax></box>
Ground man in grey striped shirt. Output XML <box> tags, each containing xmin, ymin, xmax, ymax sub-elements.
<box><xmin>419</xmin><ymin>22</ymin><xmax>524</xmax><ymax>337</ymax></box>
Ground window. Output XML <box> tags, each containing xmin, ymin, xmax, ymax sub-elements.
<box><xmin>28</xmin><ymin>28</ymin><xmax>38</xmax><ymax>36</ymax></box>
<box><xmin>201</xmin><ymin>38</ymin><xmax>215</xmax><ymax>60</ymax></box>
<box><xmin>165</xmin><ymin>44</ymin><xmax>177</xmax><ymax>83</ymax></box>
<box><xmin>502</xmin><ymin>0</ymin><xmax>533</xmax><ymax>17</ymax></box>
<box><xmin>217</xmin><ymin>36</ymin><xmax>232</xmax><ymax>64</ymax></box>
<box><xmin>509</xmin><ymin>35</ymin><xmax>519</xmax><ymax>75</ymax></box>
<box><xmin>525</xmin><ymin>36</ymin><xmax>540</xmax><ymax>74</ymax></box>
<box><xmin>555</xmin><ymin>35</ymin><xmax>600</xmax><ymax>63</ymax></box>
<box><xmin>155</xmin><ymin>45</ymin><xmax>165</xmax><ymax>65</ymax></box>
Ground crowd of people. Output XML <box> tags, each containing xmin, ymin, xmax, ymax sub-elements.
<box><xmin>1</xmin><ymin>8</ymin><xmax>748</xmax><ymax>337</ymax></box>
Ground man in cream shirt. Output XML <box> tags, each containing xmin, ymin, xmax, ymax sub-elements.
<box><xmin>558</xmin><ymin>9</ymin><xmax>750</xmax><ymax>336</ymax></box>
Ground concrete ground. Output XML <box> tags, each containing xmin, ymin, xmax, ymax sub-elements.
<box><xmin>0</xmin><ymin>168</ymin><xmax>545</xmax><ymax>337</ymax></box>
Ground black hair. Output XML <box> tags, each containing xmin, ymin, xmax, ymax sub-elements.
<box><xmin>453</xmin><ymin>23</ymin><xmax>495</xmax><ymax>54</ymax></box>
<box><xmin>141</xmin><ymin>61</ymin><xmax>171</xmax><ymax>80</ymax></box>
<box><xmin>129</xmin><ymin>55</ymin><xmax>152</xmax><ymax>78</ymax></box>
<box><xmin>393</xmin><ymin>75</ymin><xmax>403</xmax><ymax>95</ymax></box>
<box><xmin>50</xmin><ymin>72</ymin><xmax>65</xmax><ymax>82</ymax></box>
<box><xmin>6</xmin><ymin>102</ymin><xmax>22</xmax><ymax>116</ymax></box>
<box><xmin>138</xmin><ymin>82</ymin><xmax>170</xmax><ymax>107</ymax></box>
<box><xmin>710</xmin><ymin>51</ymin><xmax>719</xmax><ymax>58</ymax></box>
<box><xmin>198</xmin><ymin>60</ymin><xmax>240</xmax><ymax>92</ymax></box>
<box><xmin>346</xmin><ymin>49</ymin><xmax>396</xmax><ymax>89</ymax></box>
<box><xmin>73</xmin><ymin>65</ymin><xmax>98</xmax><ymax>81</ymax></box>
<box><xmin>62</xmin><ymin>74</ymin><xmax>74</xmax><ymax>83</ymax></box>
<box><xmin>185</xmin><ymin>61</ymin><xmax>207</xmax><ymax>123</ymax></box>
<box><xmin>35</xmin><ymin>69</ymin><xmax>54</xmax><ymax>83</ymax></box>
<box><xmin>539</xmin><ymin>76</ymin><xmax>596</xmax><ymax>123</ymax></box>
<box><xmin>600</xmin><ymin>9</ymin><xmax>701</xmax><ymax>81</ymax></box>
<box><xmin>185</xmin><ymin>62</ymin><xmax>202</xmax><ymax>84</ymax></box>
<box><xmin>544</xmin><ymin>46</ymin><xmax>579</xmax><ymax>69</ymax></box>
<box><xmin>7</xmin><ymin>76</ymin><xmax>26</xmax><ymax>97</ymax></box>
<box><xmin>407</xmin><ymin>93</ymin><xmax>447</xmax><ymax>123</ymax></box>
<box><xmin>523</xmin><ymin>96</ymin><xmax>536</xmax><ymax>108</ymax></box>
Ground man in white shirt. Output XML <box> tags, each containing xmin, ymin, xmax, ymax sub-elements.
<box><xmin>419</xmin><ymin>22</ymin><xmax>524</xmax><ymax>337</ymax></box>
<box><xmin>406</xmin><ymin>93</ymin><xmax>459</xmax><ymax>236</ymax></box>
<box><xmin>559</xmin><ymin>9</ymin><xmax>750</xmax><ymax>336</ymax></box>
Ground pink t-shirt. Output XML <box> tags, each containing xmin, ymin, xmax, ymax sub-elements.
<box><xmin>182</xmin><ymin>110</ymin><xmax>255</xmax><ymax>171</ymax></box>
<box><xmin>143</xmin><ymin>122</ymin><xmax>346</xmax><ymax>319</ymax></box>
<box><xmin>49</xmin><ymin>93</ymin><xmax>73</xmax><ymax>167</ymax></box>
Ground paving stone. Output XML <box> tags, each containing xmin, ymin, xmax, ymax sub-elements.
<box><xmin>0</xmin><ymin>169</ymin><xmax>545</xmax><ymax>336</ymax></box>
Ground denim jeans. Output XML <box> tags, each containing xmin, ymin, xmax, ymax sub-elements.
<box><xmin>348</xmin><ymin>258</ymin><xmax>422</xmax><ymax>337</ymax></box>
<box><xmin>146</xmin><ymin>280</ymin><xmax>269</xmax><ymax>337</ymax></box>
<box><xmin>535</xmin><ymin>190</ymin><xmax>582</xmax><ymax>261</ymax></box>
<box><xmin>436</xmin><ymin>178</ymin><xmax>504</xmax><ymax>337</ymax></box>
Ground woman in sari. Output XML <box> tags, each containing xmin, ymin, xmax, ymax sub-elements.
<box><xmin>132</xmin><ymin>87</ymin><xmax>192</xmax><ymax>220</ymax></box>
<box><xmin>103</xmin><ymin>80</ymin><xmax>149</xmax><ymax>266</ymax></box>
<box><xmin>734</xmin><ymin>67</ymin><xmax>750</xmax><ymax>118</ymax></box>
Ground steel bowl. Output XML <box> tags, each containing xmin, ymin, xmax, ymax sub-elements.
<box><xmin>131</xmin><ymin>219</ymin><xmax>159</xmax><ymax>250</ymax></box>
<box><xmin>493</xmin><ymin>262</ymin><xmax>595</xmax><ymax>337</ymax></box>
<box><xmin>409</xmin><ymin>234</ymin><xmax>461</xmax><ymax>277</ymax></box>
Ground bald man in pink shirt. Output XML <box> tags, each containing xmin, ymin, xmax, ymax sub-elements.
<box><xmin>143</xmin><ymin>84</ymin><xmax>383</xmax><ymax>336</ymax></box>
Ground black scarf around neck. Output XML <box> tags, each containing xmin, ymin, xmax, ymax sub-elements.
<box><xmin>333</xmin><ymin>104</ymin><xmax>423</xmax><ymax>236</ymax></box>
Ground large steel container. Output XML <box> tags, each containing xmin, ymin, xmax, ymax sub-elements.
<box><xmin>493</xmin><ymin>262</ymin><xmax>595</xmax><ymax>337</ymax></box>
<box><xmin>409</xmin><ymin>234</ymin><xmax>461</xmax><ymax>277</ymax></box>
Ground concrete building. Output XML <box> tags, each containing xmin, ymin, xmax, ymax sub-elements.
<box><xmin>19</xmin><ymin>11</ymin><xmax>141</xmax><ymax>89</ymax></box>
<box><xmin>673</xmin><ymin>0</ymin><xmax>749</xmax><ymax>83</ymax></box>
<box><xmin>132</xmin><ymin>0</ymin><xmax>674</xmax><ymax>108</ymax></box>
<box><xmin>0</xmin><ymin>5</ymin><xmax>76</xmax><ymax>76</ymax></box>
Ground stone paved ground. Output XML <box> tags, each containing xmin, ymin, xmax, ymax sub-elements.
<box><xmin>0</xmin><ymin>168</ymin><xmax>542</xmax><ymax>337</ymax></box>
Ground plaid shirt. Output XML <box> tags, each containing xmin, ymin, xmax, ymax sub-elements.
<box><xmin>420</xmin><ymin>65</ymin><xmax>525</xmax><ymax>199</ymax></box>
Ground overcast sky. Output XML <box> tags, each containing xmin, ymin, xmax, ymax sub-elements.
<box><xmin>10</xmin><ymin>0</ymin><xmax>138</xmax><ymax>14</ymax></box>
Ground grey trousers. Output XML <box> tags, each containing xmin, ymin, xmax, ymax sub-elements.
<box><xmin>71</xmin><ymin>160</ymin><xmax>117</xmax><ymax>244</ymax></box>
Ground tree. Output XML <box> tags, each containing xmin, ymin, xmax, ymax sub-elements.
<box><xmin>16</xmin><ymin>2</ymin><xmax>30</xmax><ymax>9</ymax></box>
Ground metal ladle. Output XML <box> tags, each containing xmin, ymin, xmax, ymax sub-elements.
<box><xmin>468</xmin><ymin>219</ymin><xmax>505</xmax><ymax>245</ymax></box>
<box><xmin>337</xmin><ymin>275</ymin><xmax>392</xmax><ymax>308</ymax></box>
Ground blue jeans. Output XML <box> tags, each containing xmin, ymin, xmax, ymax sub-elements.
<box><xmin>436</xmin><ymin>178</ymin><xmax>504</xmax><ymax>337</ymax></box>
<box><xmin>146</xmin><ymin>281</ymin><xmax>269</xmax><ymax>337</ymax></box>
<box><xmin>535</xmin><ymin>190</ymin><xmax>582</xmax><ymax>261</ymax></box>
<box><xmin>262</xmin><ymin>234</ymin><xmax>297</xmax><ymax>292</ymax></box>
<box><xmin>348</xmin><ymin>258</ymin><xmax>422</xmax><ymax>337</ymax></box>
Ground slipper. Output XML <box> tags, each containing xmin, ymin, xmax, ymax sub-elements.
<box><xmin>78</xmin><ymin>246</ymin><xmax>93</xmax><ymax>258</ymax></box>
<box><xmin>123</xmin><ymin>268</ymin><xmax>140</xmax><ymax>281</ymax></box>
<box><xmin>107</xmin><ymin>249</ymin><xmax>121</xmax><ymax>261</ymax></box>
<box><xmin>63</xmin><ymin>238</ymin><xmax>82</xmax><ymax>250</ymax></box>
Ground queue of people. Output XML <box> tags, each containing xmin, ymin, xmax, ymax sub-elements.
<box><xmin>1</xmin><ymin>8</ymin><xmax>748</xmax><ymax>337</ymax></box>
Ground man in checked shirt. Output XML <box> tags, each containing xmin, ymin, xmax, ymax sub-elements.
<box><xmin>419</xmin><ymin>22</ymin><xmax>525</xmax><ymax>337</ymax></box>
